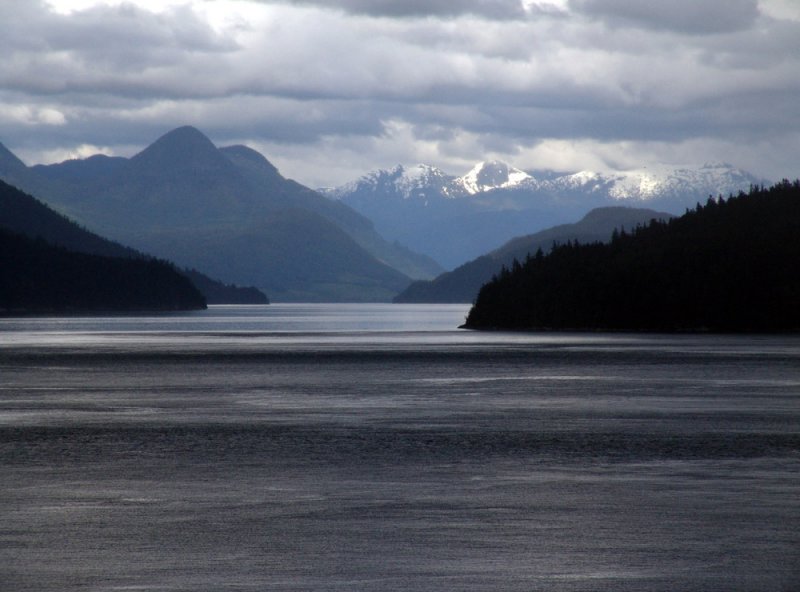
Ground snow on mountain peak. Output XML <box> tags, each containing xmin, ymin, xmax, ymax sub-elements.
<box><xmin>389</xmin><ymin>164</ymin><xmax>452</xmax><ymax>199</ymax></box>
<box><xmin>602</xmin><ymin>163</ymin><xmax>763</xmax><ymax>201</ymax></box>
<box><xmin>403</xmin><ymin>163</ymin><xmax>440</xmax><ymax>180</ymax></box>
<box><xmin>553</xmin><ymin>170</ymin><xmax>605</xmax><ymax>189</ymax></box>
<box><xmin>607</xmin><ymin>170</ymin><xmax>663</xmax><ymax>200</ymax></box>
<box><xmin>321</xmin><ymin>160</ymin><xmax>767</xmax><ymax>211</ymax></box>
<box><xmin>455</xmin><ymin>160</ymin><xmax>532</xmax><ymax>194</ymax></box>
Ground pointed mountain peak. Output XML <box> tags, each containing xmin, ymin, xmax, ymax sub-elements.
<box><xmin>323</xmin><ymin>163</ymin><xmax>456</xmax><ymax>201</ymax></box>
<box><xmin>392</xmin><ymin>164</ymin><xmax>453</xmax><ymax>197</ymax></box>
<box><xmin>456</xmin><ymin>160</ymin><xmax>532</xmax><ymax>194</ymax></box>
<box><xmin>129</xmin><ymin>126</ymin><xmax>232</xmax><ymax>173</ymax></box>
<box><xmin>156</xmin><ymin>125</ymin><xmax>214</xmax><ymax>146</ymax></box>
<box><xmin>138</xmin><ymin>126</ymin><xmax>216</xmax><ymax>154</ymax></box>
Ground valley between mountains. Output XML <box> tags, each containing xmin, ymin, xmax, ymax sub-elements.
<box><xmin>0</xmin><ymin>126</ymin><xmax>439</xmax><ymax>303</ymax></box>
<box><xmin>0</xmin><ymin>125</ymin><xmax>771</xmax><ymax>305</ymax></box>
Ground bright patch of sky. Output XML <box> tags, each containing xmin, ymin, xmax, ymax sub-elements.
<box><xmin>5</xmin><ymin>0</ymin><xmax>800</xmax><ymax>187</ymax></box>
<box><xmin>46</xmin><ymin>0</ymin><xmax>190</xmax><ymax>13</ymax></box>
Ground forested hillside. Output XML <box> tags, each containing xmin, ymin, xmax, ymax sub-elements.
<box><xmin>394</xmin><ymin>207</ymin><xmax>672</xmax><ymax>303</ymax></box>
<box><xmin>0</xmin><ymin>127</ymin><xmax>439</xmax><ymax>301</ymax></box>
<box><xmin>0</xmin><ymin>229</ymin><xmax>206</xmax><ymax>313</ymax></box>
<box><xmin>463</xmin><ymin>181</ymin><xmax>800</xmax><ymax>332</ymax></box>
<box><xmin>0</xmin><ymin>180</ymin><xmax>267</xmax><ymax>304</ymax></box>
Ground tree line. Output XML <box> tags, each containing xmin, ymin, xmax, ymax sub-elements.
<box><xmin>0</xmin><ymin>179</ymin><xmax>267</xmax><ymax>309</ymax></box>
<box><xmin>463</xmin><ymin>180</ymin><xmax>800</xmax><ymax>332</ymax></box>
<box><xmin>0</xmin><ymin>228</ymin><xmax>206</xmax><ymax>314</ymax></box>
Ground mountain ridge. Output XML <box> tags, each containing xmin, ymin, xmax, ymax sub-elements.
<box><xmin>0</xmin><ymin>180</ymin><xmax>207</xmax><ymax>314</ymax></box>
<box><xmin>0</xmin><ymin>127</ymin><xmax>441</xmax><ymax>301</ymax></box>
<box><xmin>323</xmin><ymin>160</ymin><xmax>769</xmax><ymax>268</ymax></box>
<box><xmin>0</xmin><ymin>178</ymin><xmax>268</xmax><ymax>305</ymax></box>
<box><xmin>394</xmin><ymin>206</ymin><xmax>674</xmax><ymax>303</ymax></box>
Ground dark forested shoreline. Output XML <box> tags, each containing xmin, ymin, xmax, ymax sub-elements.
<box><xmin>463</xmin><ymin>180</ymin><xmax>800</xmax><ymax>333</ymax></box>
<box><xmin>0</xmin><ymin>228</ymin><xmax>206</xmax><ymax>314</ymax></box>
<box><xmin>0</xmin><ymin>179</ymin><xmax>269</xmax><ymax>310</ymax></box>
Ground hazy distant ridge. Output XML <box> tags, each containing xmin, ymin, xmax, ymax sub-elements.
<box><xmin>394</xmin><ymin>207</ymin><xmax>674</xmax><ymax>303</ymax></box>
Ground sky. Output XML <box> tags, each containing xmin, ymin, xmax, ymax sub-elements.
<box><xmin>1</xmin><ymin>0</ymin><xmax>799</xmax><ymax>187</ymax></box>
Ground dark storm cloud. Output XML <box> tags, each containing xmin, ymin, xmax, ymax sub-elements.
<box><xmin>570</xmin><ymin>0</ymin><xmax>760</xmax><ymax>34</ymax></box>
<box><xmin>274</xmin><ymin>0</ymin><xmax>527</xmax><ymax>19</ymax></box>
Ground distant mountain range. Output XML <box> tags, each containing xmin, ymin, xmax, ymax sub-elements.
<box><xmin>394</xmin><ymin>206</ymin><xmax>674</xmax><ymax>303</ymax></box>
<box><xmin>1</xmin><ymin>128</ymin><xmax>774</xmax><ymax>303</ymax></box>
<box><xmin>0</xmin><ymin>127</ymin><xmax>442</xmax><ymax>302</ymax></box>
<box><xmin>322</xmin><ymin>161</ymin><xmax>769</xmax><ymax>268</ymax></box>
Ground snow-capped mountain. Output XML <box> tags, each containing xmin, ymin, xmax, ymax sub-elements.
<box><xmin>321</xmin><ymin>160</ymin><xmax>537</xmax><ymax>203</ymax></box>
<box><xmin>322</xmin><ymin>161</ymin><xmax>769</xmax><ymax>269</ymax></box>
<box><xmin>324</xmin><ymin>164</ymin><xmax>455</xmax><ymax>202</ymax></box>
<box><xmin>542</xmin><ymin>163</ymin><xmax>763</xmax><ymax>203</ymax></box>
<box><xmin>452</xmin><ymin>160</ymin><xmax>534</xmax><ymax>195</ymax></box>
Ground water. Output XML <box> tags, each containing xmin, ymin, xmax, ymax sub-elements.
<box><xmin>1</xmin><ymin>304</ymin><xmax>799</xmax><ymax>591</ymax></box>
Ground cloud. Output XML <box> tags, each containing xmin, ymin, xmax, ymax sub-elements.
<box><xmin>0</xmin><ymin>104</ymin><xmax>66</xmax><ymax>127</ymax></box>
<box><xmin>270</xmin><ymin>0</ymin><xmax>528</xmax><ymax>20</ymax></box>
<box><xmin>0</xmin><ymin>0</ymin><xmax>798</xmax><ymax>187</ymax></box>
<box><xmin>0</xmin><ymin>0</ymin><xmax>236</xmax><ymax>97</ymax></box>
<box><xmin>569</xmin><ymin>0</ymin><xmax>760</xmax><ymax>34</ymax></box>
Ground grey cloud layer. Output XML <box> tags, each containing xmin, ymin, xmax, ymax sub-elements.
<box><xmin>570</xmin><ymin>0</ymin><xmax>760</xmax><ymax>34</ymax></box>
<box><xmin>1</xmin><ymin>0</ymin><xmax>798</xmax><ymax>184</ymax></box>
<box><xmin>1</xmin><ymin>2</ymin><xmax>236</xmax><ymax>96</ymax></box>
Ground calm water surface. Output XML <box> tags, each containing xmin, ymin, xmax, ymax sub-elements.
<box><xmin>1</xmin><ymin>304</ymin><xmax>799</xmax><ymax>591</ymax></box>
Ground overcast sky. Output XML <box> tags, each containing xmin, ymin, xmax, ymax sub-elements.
<box><xmin>1</xmin><ymin>0</ymin><xmax>799</xmax><ymax>187</ymax></box>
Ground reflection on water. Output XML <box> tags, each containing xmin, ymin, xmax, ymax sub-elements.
<box><xmin>1</xmin><ymin>304</ymin><xmax>799</xmax><ymax>591</ymax></box>
<box><xmin>0</xmin><ymin>303</ymin><xmax>471</xmax><ymax>333</ymax></box>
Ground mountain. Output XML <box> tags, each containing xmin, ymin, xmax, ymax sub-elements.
<box><xmin>452</xmin><ymin>160</ymin><xmax>532</xmax><ymax>195</ymax></box>
<box><xmin>0</xmin><ymin>179</ymin><xmax>267</xmax><ymax>305</ymax></box>
<box><xmin>31</xmin><ymin>154</ymin><xmax>127</xmax><ymax>183</ymax></box>
<box><xmin>0</xmin><ymin>127</ymin><xmax>440</xmax><ymax>301</ymax></box>
<box><xmin>0</xmin><ymin>140</ymin><xmax>50</xmax><ymax>198</ymax></box>
<box><xmin>463</xmin><ymin>181</ymin><xmax>800</xmax><ymax>332</ymax></box>
<box><xmin>0</xmin><ymin>142</ymin><xmax>28</xmax><ymax>177</ymax></box>
<box><xmin>537</xmin><ymin>163</ymin><xmax>766</xmax><ymax>206</ymax></box>
<box><xmin>0</xmin><ymin>180</ymin><xmax>206</xmax><ymax>314</ymax></box>
<box><xmin>323</xmin><ymin>161</ymin><xmax>769</xmax><ymax>269</ymax></box>
<box><xmin>394</xmin><ymin>206</ymin><xmax>674</xmax><ymax>303</ymax></box>
<box><xmin>322</xmin><ymin>163</ymin><xmax>571</xmax><ymax>268</ymax></box>
<box><xmin>218</xmin><ymin>145</ymin><xmax>442</xmax><ymax>281</ymax></box>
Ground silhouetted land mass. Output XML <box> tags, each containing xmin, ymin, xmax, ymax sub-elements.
<box><xmin>463</xmin><ymin>181</ymin><xmax>800</xmax><ymax>332</ymax></box>
<box><xmin>0</xmin><ymin>179</ymin><xmax>268</xmax><ymax>305</ymax></box>
<box><xmin>394</xmin><ymin>207</ymin><xmax>673</xmax><ymax>303</ymax></box>
<box><xmin>0</xmin><ymin>228</ymin><xmax>206</xmax><ymax>314</ymax></box>
<box><xmin>182</xmin><ymin>269</ymin><xmax>268</xmax><ymax>305</ymax></box>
